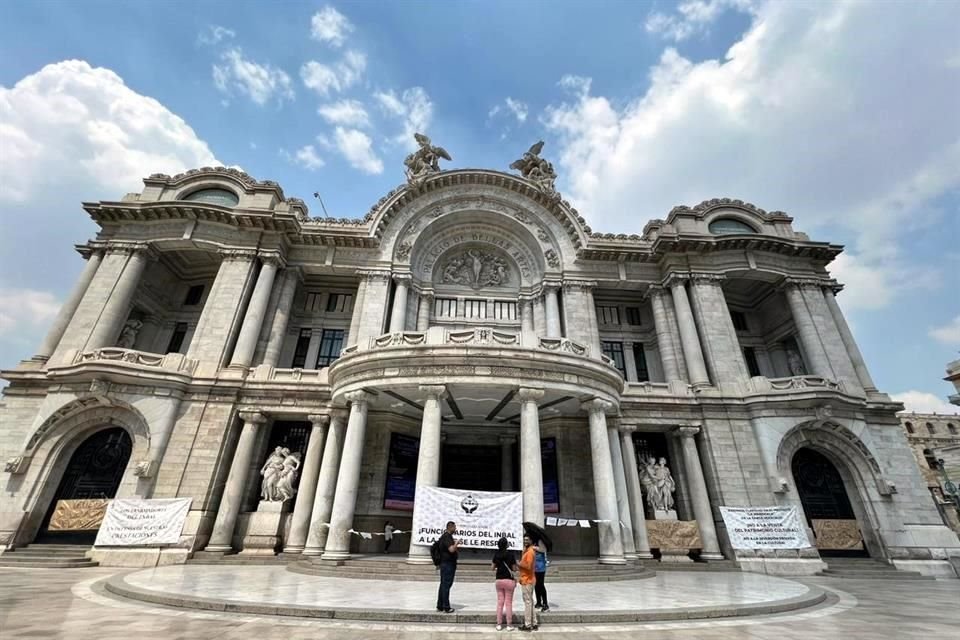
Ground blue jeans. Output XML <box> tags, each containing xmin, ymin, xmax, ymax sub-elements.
<box><xmin>437</xmin><ymin>562</ymin><xmax>457</xmax><ymax>610</ymax></box>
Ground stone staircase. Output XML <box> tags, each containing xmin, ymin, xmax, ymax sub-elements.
<box><xmin>818</xmin><ymin>557</ymin><xmax>932</xmax><ymax>580</ymax></box>
<box><xmin>0</xmin><ymin>544</ymin><xmax>98</xmax><ymax>568</ymax></box>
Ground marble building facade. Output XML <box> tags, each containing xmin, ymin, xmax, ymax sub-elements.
<box><xmin>1</xmin><ymin>141</ymin><xmax>958</xmax><ymax>577</ymax></box>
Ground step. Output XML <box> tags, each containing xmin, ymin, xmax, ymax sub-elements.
<box><xmin>0</xmin><ymin>558</ymin><xmax>99</xmax><ymax>568</ymax></box>
<box><xmin>6</xmin><ymin>549</ymin><xmax>91</xmax><ymax>558</ymax></box>
<box><xmin>818</xmin><ymin>569</ymin><xmax>932</xmax><ymax>580</ymax></box>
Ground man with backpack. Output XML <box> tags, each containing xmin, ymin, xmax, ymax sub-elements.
<box><xmin>432</xmin><ymin>520</ymin><xmax>461</xmax><ymax>613</ymax></box>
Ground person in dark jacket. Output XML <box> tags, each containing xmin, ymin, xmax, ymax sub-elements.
<box><xmin>436</xmin><ymin>521</ymin><xmax>461</xmax><ymax>612</ymax></box>
<box><xmin>534</xmin><ymin>539</ymin><xmax>549</xmax><ymax>611</ymax></box>
<box><xmin>491</xmin><ymin>536</ymin><xmax>519</xmax><ymax>631</ymax></box>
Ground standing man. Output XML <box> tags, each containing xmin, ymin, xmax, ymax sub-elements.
<box><xmin>518</xmin><ymin>534</ymin><xmax>538</xmax><ymax>631</ymax></box>
<box><xmin>436</xmin><ymin>520</ymin><xmax>461</xmax><ymax>613</ymax></box>
<box><xmin>383</xmin><ymin>521</ymin><xmax>395</xmax><ymax>554</ymax></box>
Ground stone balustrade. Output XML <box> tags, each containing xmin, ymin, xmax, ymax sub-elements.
<box><xmin>359</xmin><ymin>327</ymin><xmax>591</xmax><ymax>357</ymax></box>
<box><xmin>70</xmin><ymin>348</ymin><xmax>198</xmax><ymax>374</ymax></box>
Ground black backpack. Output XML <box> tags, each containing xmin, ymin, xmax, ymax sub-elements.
<box><xmin>430</xmin><ymin>539</ymin><xmax>442</xmax><ymax>566</ymax></box>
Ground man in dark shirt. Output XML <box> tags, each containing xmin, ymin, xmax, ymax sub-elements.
<box><xmin>436</xmin><ymin>520</ymin><xmax>461</xmax><ymax>612</ymax></box>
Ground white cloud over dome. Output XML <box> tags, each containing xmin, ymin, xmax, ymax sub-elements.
<box><xmin>892</xmin><ymin>391</ymin><xmax>960</xmax><ymax>416</ymax></box>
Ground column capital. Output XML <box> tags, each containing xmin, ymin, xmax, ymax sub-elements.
<box><xmin>498</xmin><ymin>434</ymin><xmax>517</xmax><ymax>445</ymax></box>
<box><xmin>562</xmin><ymin>279</ymin><xmax>598</xmax><ymax>291</ymax></box>
<box><xmin>417</xmin><ymin>288</ymin><xmax>435</xmax><ymax>301</ymax></box>
<box><xmin>780</xmin><ymin>276</ymin><xmax>830</xmax><ymax>291</ymax></box>
<box><xmin>393</xmin><ymin>273</ymin><xmax>413</xmax><ymax>285</ymax></box>
<box><xmin>106</xmin><ymin>242</ymin><xmax>158</xmax><ymax>260</ymax></box>
<box><xmin>645</xmin><ymin>284</ymin><xmax>667</xmax><ymax>299</ymax></box>
<box><xmin>344</xmin><ymin>390</ymin><xmax>372</xmax><ymax>406</ymax></box>
<box><xmin>258</xmin><ymin>251</ymin><xmax>286</xmax><ymax>268</ymax></box>
<box><xmin>356</xmin><ymin>268</ymin><xmax>392</xmax><ymax>282</ymax></box>
<box><xmin>674</xmin><ymin>425</ymin><xmax>701</xmax><ymax>438</ymax></box>
<box><xmin>419</xmin><ymin>384</ymin><xmax>447</xmax><ymax>400</ymax></box>
<box><xmin>307</xmin><ymin>414</ymin><xmax>330</xmax><ymax>428</ymax></box>
<box><xmin>688</xmin><ymin>272</ymin><xmax>726</xmax><ymax>284</ymax></box>
<box><xmin>581</xmin><ymin>398</ymin><xmax>614</xmax><ymax>415</ymax></box>
<box><xmin>540</xmin><ymin>280</ymin><xmax>562</xmax><ymax>293</ymax></box>
<box><xmin>617</xmin><ymin>422</ymin><xmax>639</xmax><ymax>434</ymax></box>
<box><xmin>219</xmin><ymin>248</ymin><xmax>258</xmax><ymax>262</ymax></box>
<box><xmin>75</xmin><ymin>244</ymin><xmax>105</xmax><ymax>260</ymax></box>
<box><xmin>517</xmin><ymin>387</ymin><xmax>545</xmax><ymax>403</ymax></box>
<box><xmin>238</xmin><ymin>411</ymin><xmax>267</xmax><ymax>425</ymax></box>
<box><xmin>663</xmin><ymin>272</ymin><xmax>690</xmax><ymax>288</ymax></box>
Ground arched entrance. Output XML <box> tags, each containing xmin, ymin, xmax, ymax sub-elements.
<box><xmin>36</xmin><ymin>427</ymin><xmax>132</xmax><ymax>544</ymax></box>
<box><xmin>792</xmin><ymin>447</ymin><xmax>868</xmax><ymax>557</ymax></box>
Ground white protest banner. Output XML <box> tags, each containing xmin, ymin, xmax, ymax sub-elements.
<box><xmin>94</xmin><ymin>498</ymin><xmax>192</xmax><ymax>546</ymax></box>
<box><xmin>411</xmin><ymin>487</ymin><xmax>523</xmax><ymax>550</ymax></box>
<box><xmin>720</xmin><ymin>506</ymin><xmax>812</xmax><ymax>550</ymax></box>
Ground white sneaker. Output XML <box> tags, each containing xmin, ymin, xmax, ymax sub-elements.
<box><xmin>505</xmin><ymin>626</ymin><xmax>516</xmax><ymax>632</ymax></box>
<box><xmin>496</xmin><ymin>625</ymin><xmax>503</xmax><ymax>631</ymax></box>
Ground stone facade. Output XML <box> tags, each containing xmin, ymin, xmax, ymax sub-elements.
<box><xmin>899</xmin><ymin>412</ymin><xmax>960</xmax><ymax>534</ymax></box>
<box><xmin>1</xmin><ymin>162</ymin><xmax>958</xmax><ymax>577</ymax></box>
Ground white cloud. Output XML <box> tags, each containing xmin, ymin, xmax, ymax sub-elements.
<box><xmin>213</xmin><ymin>48</ymin><xmax>294</xmax><ymax>106</ymax></box>
<box><xmin>197</xmin><ymin>25</ymin><xmax>235</xmax><ymax>46</ymax></box>
<box><xmin>0</xmin><ymin>288</ymin><xmax>60</xmax><ymax>338</ymax></box>
<box><xmin>300</xmin><ymin>51</ymin><xmax>366</xmax><ymax>97</ymax></box>
<box><xmin>311</xmin><ymin>6</ymin><xmax>354</xmax><ymax>48</ymax></box>
<box><xmin>930</xmin><ymin>315</ymin><xmax>960</xmax><ymax>346</ymax></box>
<box><xmin>544</xmin><ymin>1</ymin><xmax>960</xmax><ymax>309</ymax></box>
<box><xmin>294</xmin><ymin>144</ymin><xmax>325</xmax><ymax>171</ymax></box>
<box><xmin>505</xmin><ymin>97</ymin><xmax>529</xmax><ymax>123</ymax></box>
<box><xmin>317</xmin><ymin>99</ymin><xmax>370</xmax><ymax>127</ymax></box>
<box><xmin>645</xmin><ymin>0</ymin><xmax>756</xmax><ymax>42</ymax></box>
<box><xmin>333</xmin><ymin>127</ymin><xmax>383</xmax><ymax>174</ymax></box>
<box><xmin>892</xmin><ymin>391</ymin><xmax>960</xmax><ymax>415</ymax></box>
<box><xmin>0</xmin><ymin>60</ymin><xmax>220</xmax><ymax>202</ymax></box>
<box><xmin>373</xmin><ymin>87</ymin><xmax>433</xmax><ymax>149</ymax></box>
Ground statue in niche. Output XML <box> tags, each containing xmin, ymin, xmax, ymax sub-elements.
<box><xmin>439</xmin><ymin>249</ymin><xmax>510</xmax><ymax>289</ymax></box>
<box><xmin>260</xmin><ymin>446</ymin><xmax>287</xmax><ymax>501</ymax></box>
<box><xmin>117</xmin><ymin>319</ymin><xmax>143</xmax><ymax>349</ymax></box>
<box><xmin>787</xmin><ymin>349</ymin><xmax>807</xmax><ymax>376</ymax></box>
<box><xmin>640</xmin><ymin>456</ymin><xmax>676</xmax><ymax>513</ymax></box>
<box><xmin>510</xmin><ymin>140</ymin><xmax>558</xmax><ymax>196</ymax></box>
<box><xmin>404</xmin><ymin>133</ymin><xmax>451</xmax><ymax>184</ymax></box>
<box><xmin>274</xmin><ymin>450</ymin><xmax>302</xmax><ymax>502</ymax></box>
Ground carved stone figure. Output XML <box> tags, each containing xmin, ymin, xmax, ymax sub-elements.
<box><xmin>259</xmin><ymin>446</ymin><xmax>287</xmax><ymax>501</ymax></box>
<box><xmin>274</xmin><ymin>450</ymin><xmax>302</xmax><ymax>502</ymax></box>
<box><xmin>438</xmin><ymin>249</ymin><xmax>511</xmax><ymax>288</ymax></box>
<box><xmin>640</xmin><ymin>456</ymin><xmax>676</xmax><ymax>512</ymax></box>
<box><xmin>403</xmin><ymin>133</ymin><xmax>451</xmax><ymax>184</ymax></box>
<box><xmin>117</xmin><ymin>319</ymin><xmax>143</xmax><ymax>349</ymax></box>
<box><xmin>510</xmin><ymin>140</ymin><xmax>558</xmax><ymax>196</ymax></box>
<box><xmin>787</xmin><ymin>349</ymin><xmax>807</xmax><ymax>376</ymax></box>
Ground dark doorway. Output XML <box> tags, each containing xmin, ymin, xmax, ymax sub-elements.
<box><xmin>441</xmin><ymin>444</ymin><xmax>502</xmax><ymax>491</ymax></box>
<box><xmin>792</xmin><ymin>447</ymin><xmax>867</xmax><ymax>557</ymax></box>
<box><xmin>37</xmin><ymin>427</ymin><xmax>132</xmax><ymax>544</ymax></box>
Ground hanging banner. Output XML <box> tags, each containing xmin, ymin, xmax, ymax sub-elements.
<box><xmin>541</xmin><ymin>437</ymin><xmax>560</xmax><ymax>514</ymax></box>
<box><xmin>94</xmin><ymin>498</ymin><xmax>192</xmax><ymax>546</ymax></box>
<box><xmin>384</xmin><ymin>432</ymin><xmax>420</xmax><ymax>510</ymax></box>
<box><xmin>411</xmin><ymin>486</ymin><xmax>523</xmax><ymax>550</ymax></box>
<box><xmin>720</xmin><ymin>506</ymin><xmax>812</xmax><ymax>549</ymax></box>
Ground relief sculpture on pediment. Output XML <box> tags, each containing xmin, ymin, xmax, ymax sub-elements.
<box><xmin>438</xmin><ymin>248</ymin><xmax>510</xmax><ymax>289</ymax></box>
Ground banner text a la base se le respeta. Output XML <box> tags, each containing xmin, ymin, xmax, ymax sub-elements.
<box><xmin>411</xmin><ymin>486</ymin><xmax>524</xmax><ymax>551</ymax></box>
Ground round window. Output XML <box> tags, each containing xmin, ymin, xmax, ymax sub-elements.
<box><xmin>708</xmin><ymin>218</ymin><xmax>757</xmax><ymax>235</ymax></box>
<box><xmin>183</xmin><ymin>188</ymin><xmax>239</xmax><ymax>207</ymax></box>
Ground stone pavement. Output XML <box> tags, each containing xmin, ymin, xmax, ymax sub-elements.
<box><xmin>0</xmin><ymin>566</ymin><xmax>958</xmax><ymax>639</ymax></box>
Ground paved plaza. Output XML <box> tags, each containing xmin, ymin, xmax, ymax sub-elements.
<box><xmin>1</xmin><ymin>566</ymin><xmax>958</xmax><ymax>639</ymax></box>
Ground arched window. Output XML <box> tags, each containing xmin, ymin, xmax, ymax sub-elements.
<box><xmin>923</xmin><ymin>448</ymin><xmax>939</xmax><ymax>469</ymax></box>
<box><xmin>708</xmin><ymin>218</ymin><xmax>758</xmax><ymax>235</ymax></box>
<box><xmin>905</xmin><ymin>422</ymin><xmax>914</xmax><ymax>434</ymax></box>
<box><xmin>183</xmin><ymin>188</ymin><xmax>239</xmax><ymax>207</ymax></box>
<box><xmin>948</xmin><ymin>423</ymin><xmax>957</xmax><ymax>435</ymax></box>
<box><xmin>926</xmin><ymin>422</ymin><xmax>936</xmax><ymax>435</ymax></box>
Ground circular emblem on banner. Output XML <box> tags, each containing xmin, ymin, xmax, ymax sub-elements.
<box><xmin>460</xmin><ymin>494</ymin><xmax>479</xmax><ymax>514</ymax></box>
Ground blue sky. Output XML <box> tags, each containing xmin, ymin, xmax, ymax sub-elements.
<box><xmin>0</xmin><ymin>0</ymin><xmax>958</xmax><ymax>411</ymax></box>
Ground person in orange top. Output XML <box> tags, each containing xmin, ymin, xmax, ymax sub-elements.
<box><xmin>517</xmin><ymin>534</ymin><xmax>538</xmax><ymax>631</ymax></box>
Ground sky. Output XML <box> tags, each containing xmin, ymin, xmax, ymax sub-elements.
<box><xmin>0</xmin><ymin>0</ymin><xmax>958</xmax><ymax>412</ymax></box>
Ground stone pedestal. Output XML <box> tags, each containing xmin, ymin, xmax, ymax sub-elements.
<box><xmin>241</xmin><ymin>501</ymin><xmax>290</xmax><ymax>555</ymax></box>
<box><xmin>655</xmin><ymin>510</ymin><xmax>678</xmax><ymax>520</ymax></box>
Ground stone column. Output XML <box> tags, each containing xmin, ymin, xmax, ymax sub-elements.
<box><xmin>34</xmin><ymin>249</ymin><xmax>104</xmax><ymax>360</ymax></box>
<box><xmin>619</xmin><ymin>428</ymin><xmax>653</xmax><ymax>558</ymax></box>
<box><xmin>649</xmin><ymin>287</ymin><xmax>682</xmax><ymax>382</ymax></box>
<box><xmin>584</xmin><ymin>285</ymin><xmax>602</xmax><ymax>356</ymax></box>
<box><xmin>133</xmin><ymin>394</ymin><xmax>183</xmax><ymax>496</ymax></box>
<box><xmin>322</xmin><ymin>392</ymin><xmax>371</xmax><ymax>560</ymax></box>
<box><xmin>86</xmin><ymin>246</ymin><xmax>152</xmax><ymax>350</ymax></box>
<box><xmin>348</xmin><ymin>276</ymin><xmax>369</xmax><ymax>345</ymax></box>
<box><xmin>519</xmin><ymin>298</ymin><xmax>535</xmax><ymax>346</ymax></box>
<box><xmin>206</xmin><ymin>411</ymin><xmax>266</xmax><ymax>552</ymax></box>
<box><xmin>823</xmin><ymin>286</ymin><xmax>877</xmax><ymax>391</ymax></box>
<box><xmin>783</xmin><ymin>282</ymin><xmax>833</xmax><ymax>378</ymax></box>
<box><xmin>229</xmin><ymin>255</ymin><xmax>281</xmax><ymax>368</ymax></box>
<box><xmin>303</xmin><ymin>409</ymin><xmax>348</xmax><ymax>555</ymax></box>
<box><xmin>674</xmin><ymin>427</ymin><xmax>723</xmax><ymax>560</ymax></box>
<box><xmin>408</xmin><ymin>385</ymin><xmax>446</xmax><ymax>564</ymax></box>
<box><xmin>519</xmin><ymin>388</ymin><xmax>545</xmax><ymax>525</ymax></box>
<box><xmin>543</xmin><ymin>284</ymin><xmax>562</xmax><ymax>338</ymax></box>
<box><xmin>388</xmin><ymin>275</ymin><xmax>410</xmax><ymax>333</ymax></box>
<box><xmin>665</xmin><ymin>435</ymin><xmax>694</xmax><ymax>520</ymax></box>
<box><xmin>608</xmin><ymin>425</ymin><xmax>638</xmax><ymax>559</ymax></box>
<box><xmin>668</xmin><ymin>278</ymin><xmax>709</xmax><ymax>385</ymax></box>
<box><xmin>188</xmin><ymin>249</ymin><xmax>258</xmax><ymax>367</ymax></box>
<box><xmin>662</xmin><ymin>291</ymin><xmax>689</xmax><ymax>380</ymax></box>
<box><xmin>353</xmin><ymin>270</ymin><xmax>392</xmax><ymax>348</ymax></box>
<box><xmin>561</xmin><ymin>281</ymin><xmax>598</xmax><ymax>352</ymax></box>
<box><xmin>688</xmin><ymin>274</ymin><xmax>748</xmax><ymax>383</ymax></box>
<box><xmin>500</xmin><ymin>435</ymin><xmax>515</xmax><ymax>491</ymax></box>
<box><xmin>583</xmin><ymin>399</ymin><xmax>625</xmax><ymax>564</ymax></box>
<box><xmin>623</xmin><ymin>343</ymin><xmax>639</xmax><ymax>382</ymax></box>
<box><xmin>284</xmin><ymin>414</ymin><xmax>330</xmax><ymax>553</ymax></box>
<box><xmin>261</xmin><ymin>267</ymin><xmax>301</xmax><ymax>366</ymax></box>
<box><xmin>416</xmin><ymin>290</ymin><xmax>433</xmax><ymax>332</ymax></box>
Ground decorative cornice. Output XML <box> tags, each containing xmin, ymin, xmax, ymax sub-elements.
<box><xmin>781</xmin><ymin>276</ymin><xmax>831</xmax><ymax>290</ymax></box>
<box><xmin>667</xmin><ymin>197</ymin><xmax>791</xmax><ymax>221</ymax></box>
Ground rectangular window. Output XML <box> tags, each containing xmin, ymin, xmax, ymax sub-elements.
<box><xmin>597</xmin><ymin>305</ymin><xmax>620</xmax><ymax>325</ymax></box>
<box><xmin>462</xmin><ymin>299</ymin><xmax>486</xmax><ymax>319</ymax></box>
<box><xmin>326</xmin><ymin>293</ymin><xmax>353</xmax><ymax>313</ymax></box>
<box><xmin>166</xmin><ymin>322</ymin><xmax>188</xmax><ymax>354</ymax></box>
<box><xmin>743</xmin><ymin>346</ymin><xmax>762</xmax><ymax>377</ymax></box>
<box><xmin>731</xmin><ymin>310</ymin><xmax>749</xmax><ymax>332</ymax></box>
<box><xmin>304</xmin><ymin>292</ymin><xmax>321</xmax><ymax>312</ymax></box>
<box><xmin>290</xmin><ymin>328</ymin><xmax>312</xmax><ymax>368</ymax></box>
<box><xmin>625</xmin><ymin>307</ymin><xmax>642</xmax><ymax>326</ymax></box>
<box><xmin>183</xmin><ymin>285</ymin><xmax>204</xmax><ymax>306</ymax></box>
<box><xmin>602</xmin><ymin>341</ymin><xmax>626</xmax><ymax>377</ymax></box>
<box><xmin>316</xmin><ymin>329</ymin><xmax>345</xmax><ymax>368</ymax></box>
<box><xmin>633</xmin><ymin>343</ymin><xmax>650</xmax><ymax>382</ymax></box>
<box><xmin>435</xmin><ymin>297</ymin><xmax>458</xmax><ymax>318</ymax></box>
<box><xmin>493</xmin><ymin>301</ymin><xmax>517</xmax><ymax>320</ymax></box>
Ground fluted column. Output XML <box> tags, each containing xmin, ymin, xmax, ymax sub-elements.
<box><xmin>187</xmin><ymin>249</ymin><xmax>258</xmax><ymax>367</ymax></box>
<box><xmin>608</xmin><ymin>424</ymin><xmax>637</xmax><ymax>559</ymax></box>
<box><xmin>230</xmin><ymin>255</ymin><xmax>281</xmax><ymax>368</ymax></box>
<box><xmin>206</xmin><ymin>411</ymin><xmax>267</xmax><ymax>552</ymax></box>
<box><xmin>348</xmin><ymin>276</ymin><xmax>368</xmax><ymax>345</ymax></box>
<box><xmin>133</xmin><ymin>395</ymin><xmax>183</xmax><ymax>496</ymax></box>
<box><xmin>262</xmin><ymin>267</ymin><xmax>301</xmax><ymax>366</ymax></box>
<box><xmin>583</xmin><ymin>399</ymin><xmax>625</xmax><ymax>564</ymax></box>
<box><xmin>408</xmin><ymin>385</ymin><xmax>446</xmax><ymax>564</ymax></box>
<box><xmin>674</xmin><ymin>427</ymin><xmax>723</xmax><ymax>560</ymax></box>
<box><xmin>519</xmin><ymin>388</ymin><xmax>545</xmax><ymax>525</ymax></box>
<box><xmin>668</xmin><ymin>278</ymin><xmax>709</xmax><ymax>385</ymax></box>
<box><xmin>389</xmin><ymin>275</ymin><xmax>410</xmax><ymax>333</ymax></box>
<box><xmin>519</xmin><ymin>297</ymin><xmax>535</xmax><ymax>345</ymax></box>
<box><xmin>619</xmin><ymin>428</ymin><xmax>653</xmax><ymax>558</ymax></box>
<box><xmin>500</xmin><ymin>435</ymin><xmax>515</xmax><ymax>491</ymax></box>
<box><xmin>34</xmin><ymin>249</ymin><xmax>104</xmax><ymax>360</ymax></box>
<box><xmin>688</xmin><ymin>274</ymin><xmax>748</xmax><ymax>383</ymax></box>
<box><xmin>285</xmin><ymin>414</ymin><xmax>330</xmax><ymax>553</ymax></box>
<box><xmin>824</xmin><ymin>285</ymin><xmax>877</xmax><ymax>391</ymax></box>
<box><xmin>303</xmin><ymin>409</ymin><xmax>347</xmax><ymax>555</ymax></box>
<box><xmin>783</xmin><ymin>282</ymin><xmax>833</xmax><ymax>378</ymax></box>
<box><xmin>543</xmin><ymin>284</ymin><xmax>562</xmax><ymax>338</ymax></box>
<box><xmin>649</xmin><ymin>287</ymin><xmax>681</xmax><ymax>382</ymax></box>
<box><xmin>322</xmin><ymin>391</ymin><xmax>371</xmax><ymax>560</ymax></box>
<box><xmin>86</xmin><ymin>246</ymin><xmax>152</xmax><ymax>350</ymax></box>
<box><xmin>416</xmin><ymin>290</ymin><xmax>433</xmax><ymax>331</ymax></box>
